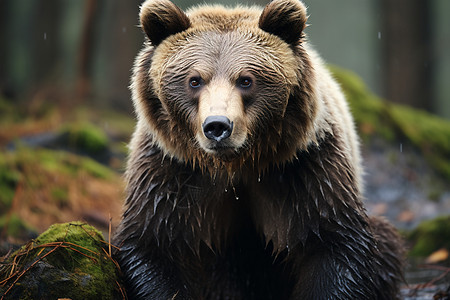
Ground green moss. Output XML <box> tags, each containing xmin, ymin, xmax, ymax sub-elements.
<box><xmin>330</xmin><ymin>65</ymin><xmax>450</xmax><ymax>180</ymax></box>
<box><xmin>6</xmin><ymin>147</ymin><xmax>114</xmax><ymax>178</ymax></box>
<box><xmin>388</xmin><ymin>104</ymin><xmax>450</xmax><ymax>177</ymax></box>
<box><xmin>329</xmin><ymin>65</ymin><xmax>394</xmax><ymax>141</ymax></box>
<box><xmin>0</xmin><ymin>97</ymin><xmax>13</xmax><ymax>116</ymax></box>
<box><xmin>39</xmin><ymin>150</ymin><xmax>64</xmax><ymax>172</ymax></box>
<box><xmin>427</xmin><ymin>189</ymin><xmax>442</xmax><ymax>202</ymax></box>
<box><xmin>80</xmin><ymin>157</ymin><xmax>113</xmax><ymax>179</ymax></box>
<box><xmin>0</xmin><ymin>97</ymin><xmax>21</xmax><ymax>123</ymax></box>
<box><xmin>407</xmin><ymin>216</ymin><xmax>450</xmax><ymax>257</ymax></box>
<box><xmin>0</xmin><ymin>158</ymin><xmax>20</xmax><ymax>210</ymax></box>
<box><xmin>1</xmin><ymin>222</ymin><xmax>123</xmax><ymax>299</ymax></box>
<box><xmin>60</xmin><ymin>122</ymin><xmax>109</xmax><ymax>155</ymax></box>
<box><xmin>26</xmin><ymin>147</ymin><xmax>113</xmax><ymax>179</ymax></box>
<box><xmin>51</xmin><ymin>187</ymin><xmax>69</xmax><ymax>207</ymax></box>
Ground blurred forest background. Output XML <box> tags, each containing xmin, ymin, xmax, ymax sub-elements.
<box><xmin>1</xmin><ymin>0</ymin><xmax>450</xmax><ymax>295</ymax></box>
<box><xmin>1</xmin><ymin>0</ymin><xmax>450</xmax><ymax>117</ymax></box>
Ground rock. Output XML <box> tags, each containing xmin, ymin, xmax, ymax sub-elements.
<box><xmin>407</xmin><ymin>216</ymin><xmax>450</xmax><ymax>258</ymax></box>
<box><xmin>0</xmin><ymin>222</ymin><xmax>125</xmax><ymax>299</ymax></box>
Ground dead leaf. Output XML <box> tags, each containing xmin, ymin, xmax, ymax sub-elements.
<box><xmin>371</xmin><ymin>203</ymin><xmax>387</xmax><ymax>215</ymax></box>
<box><xmin>397</xmin><ymin>210</ymin><xmax>415</xmax><ymax>223</ymax></box>
<box><xmin>426</xmin><ymin>248</ymin><xmax>449</xmax><ymax>264</ymax></box>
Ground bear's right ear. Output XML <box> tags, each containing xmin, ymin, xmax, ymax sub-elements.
<box><xmin>259</xmin><ymin>0</ymin><xmax>307</xmax><ymax>45</ymax></box>
<box><xmin>140</xmin><ymin>0</ymin><xmax>191</xmax><ymax>46</ymax></box>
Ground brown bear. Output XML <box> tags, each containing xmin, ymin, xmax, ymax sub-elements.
<box><xmin>113</xmin><ymin>0</ymin><xmax>404</xmax><ymax>299</ymax></box>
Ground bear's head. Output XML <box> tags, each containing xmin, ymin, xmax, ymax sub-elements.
<box><xmin>133</xmin><ymin>0</ymin><xmax>318</xmax><ymax>173</ymax></box>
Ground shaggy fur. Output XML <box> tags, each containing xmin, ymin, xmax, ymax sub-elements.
<box><xmin>114</xmin><ymin>0</ymin><xmax>404</xmax><ymax>299</ymax></box>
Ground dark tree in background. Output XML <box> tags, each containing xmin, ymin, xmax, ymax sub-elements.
<box><xmin>0</xmin><ymin>0</ymin><xmax>142</xmax><ymax>111</ymax></box>
<box><xmin>0</xmin><ymin>0</ymin><xmax>6</xmax><ymax>97</ymax></box>
<box><xmin>380</xmin><ymin>0</ymin><xmax>433</xmax><ymax>111</ymax></box>
<box><xmin>77</xmin><ymin>0</ymin><xmax>100</xmax><ymax>101</ymax></box>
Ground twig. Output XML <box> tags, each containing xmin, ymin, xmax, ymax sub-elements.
<box><xmin>109</xmin><ymin>213</ymin><xmax>112</xmax><ymax>257</ymax></box>
<box><xmin>1</xmin><ymin>242</ymin><xmax>63</xmax><ymax>299</ymax></box>
<box><xmin>116</xmin><ymin>279</ymin><xmax>127</xmax><ymax>300</ymax></box>
<box><xmin>408</xmin><ymin>265</ymin><xmax>450</xmax><ymax>297</ymax></box>
<box><xmin>100</xmin><ymin>247</ymin><xmax>121</xmax><ymax>271</ymax></box>
<box><xmin>418</xmin><ymin>264</ymin><xmax>450</xmax><ymax>272</ymax></box>
<box><xmin>99</xmin><ymin>239</ymin><xmax>120</xmax><ymax>251</ymax></box>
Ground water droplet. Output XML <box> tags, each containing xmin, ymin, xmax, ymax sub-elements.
<box><xmin>224</xmin><ymin>188</ymin><xmax>228</xmax><ymax>193</ymax></box>
<box><xmin>235</xmin><ymin>196</ymin><xmax>239</xmax><ymax>200</ymax></box>
<box><xmin>44</xmin><ymin>32</ymin><xmax>47</xmax><ymax>40</ymax></box>
<box><xmin>400</xmin><ymin>143</ymin><xmax>403</xmax><ymax>153</ymax></box>
<box><xmin>122</xmin><ymin>27</ymin><xmax>127</xmax><ymax>33</ymax></box>
<box><xmin>378</xmin><ymin>31</ymin><xmax>381</xmax><ymax>39</ymax></box>
<box><xmin>257</xmin><ymin>175</ymin><xmax>261</xmax><ymax>182</ymax></box>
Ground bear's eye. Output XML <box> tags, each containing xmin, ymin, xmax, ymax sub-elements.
<box><xmin>189</xmin><ymin>77</ymin><xmax>203</xmax><ymax>89</ymax></box>
<box><xmin>238</xmin><ymin>77</ymin><xmax>252</xmax><ymax>89</ymax></box>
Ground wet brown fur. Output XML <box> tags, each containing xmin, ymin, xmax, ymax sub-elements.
<box><xmin>114</xmin><ymin>0</ymin><xmax>404</xmax><ymax>299</ymax></box>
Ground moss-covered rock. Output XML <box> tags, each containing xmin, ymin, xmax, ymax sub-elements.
<box><xmin>406</xmin><ymin>216</ymin><xmax>450</xmax><ymax>257</ymax></box>
<box><xmin>329</xmin><ymin>66</ymin><xmax>393</xmax><ymax>140</ymax></box>
<box><xmin>0</xmin><ymin>222</ymin><xmax>125</xmax><ymax>299</ymax></box>
<box><xmin>330</xmin><ymin>65</ymin><xmax>450</xmax><ymax>180</ymax></box>
<box><xmin>60</xmin><ymin>122</ymin><xmax>109</xmax><ymax>155</ymax></box>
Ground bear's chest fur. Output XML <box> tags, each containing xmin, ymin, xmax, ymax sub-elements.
<box><xmin>123</xmin><ymin>130</ymin><xmax>366</xmax><ymax>257</ymax></box>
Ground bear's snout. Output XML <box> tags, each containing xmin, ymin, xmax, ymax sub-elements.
<box><xmin>202</xmin><ymin>115</ymin><xmax>233</xmax><ymax>142</ymax></box>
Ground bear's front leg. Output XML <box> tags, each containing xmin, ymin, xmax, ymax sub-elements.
<box><xmin>290</xmin><ymin>235</ymin><xmax>393</xmax><ymax>300</ymax></box>
<box><xmin>115</xmin><ymin>240</ymin><xmax>190</xmax><ymax>300</ymax></box>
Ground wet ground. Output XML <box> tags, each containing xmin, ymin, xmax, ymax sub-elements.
<box><xmin>362</xmin><ymin>138</ymin><xmax>450</xmax><ymax>299</ymax></box>
<box><xmin>363</xmin><ymin>138</ymin><xmax>450</xmax><ymax>231</ymax></box>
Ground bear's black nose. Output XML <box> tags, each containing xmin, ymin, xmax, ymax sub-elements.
<box><xmin>202</xmin><ymin>116</ymin><xmax>233</xmax><ymax>142</ymax></box>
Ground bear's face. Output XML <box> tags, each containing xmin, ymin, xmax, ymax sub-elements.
<box><xmin>134</xmin><ymin>0</ymin><xmax>315</xmax><ymax>170</ymax></box>
<box><xmin>151</xmin><ymin>30</ymin><xmax>299</xmax><ymax>160</ymax></box>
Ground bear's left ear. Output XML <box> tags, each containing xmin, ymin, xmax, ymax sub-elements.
<box><xmin>140</xmin><ymin>0</ymin><xmax>191</xmax><ymax>46</ymax></box>
<box><xmin>259</xmin><ymin>0</ymin><xmax>307</xmax><ymax>45</ymax></box>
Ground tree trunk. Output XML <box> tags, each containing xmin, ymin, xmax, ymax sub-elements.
<box><xmin>77</xmin><ymin>0</ymin><xmax>99</xmax><ymax>101</ymax></box>
<box><xmin>380</xmin><ymin>0</ymin><xmax>433</xmax><ymax>111</ymax></box>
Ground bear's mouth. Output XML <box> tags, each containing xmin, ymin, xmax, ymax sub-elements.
<box><xmin>204</xmin><ymin>143</ymin><xmax>241</xmax><ymax>161</ymax></box>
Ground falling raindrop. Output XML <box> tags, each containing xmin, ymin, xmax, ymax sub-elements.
<box><xmin>400</xmin><ymin>143</ymin><xmax>403</xmax><ymax>153</ymax></box>
<box><xmin>224</xmin><ymin>188</ymin><xmax>228</xmax><ymax>193</ymax></box>
<box><xmin>378</xmin><ymin>32</ymin><xmax>381</xmax><ymax>39</ymax></box>
<box><xmin>44</xmin><ymin>32</ymin><xmax>47</xmax><ymax>40</ymax></box>
<box><xmin>122</xmin><ymin>27</ymin><xmax>127</xmax><ymax>33</ymax></box>
<box><xmin>257</xmin><ymin>175</ymin><xmax>261</xmax><ymax>182</ymax></box>
<box><xmin>235</xmin><ymin>196</ymin><xmax>239</xmax><ymax>201</ymax></box>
